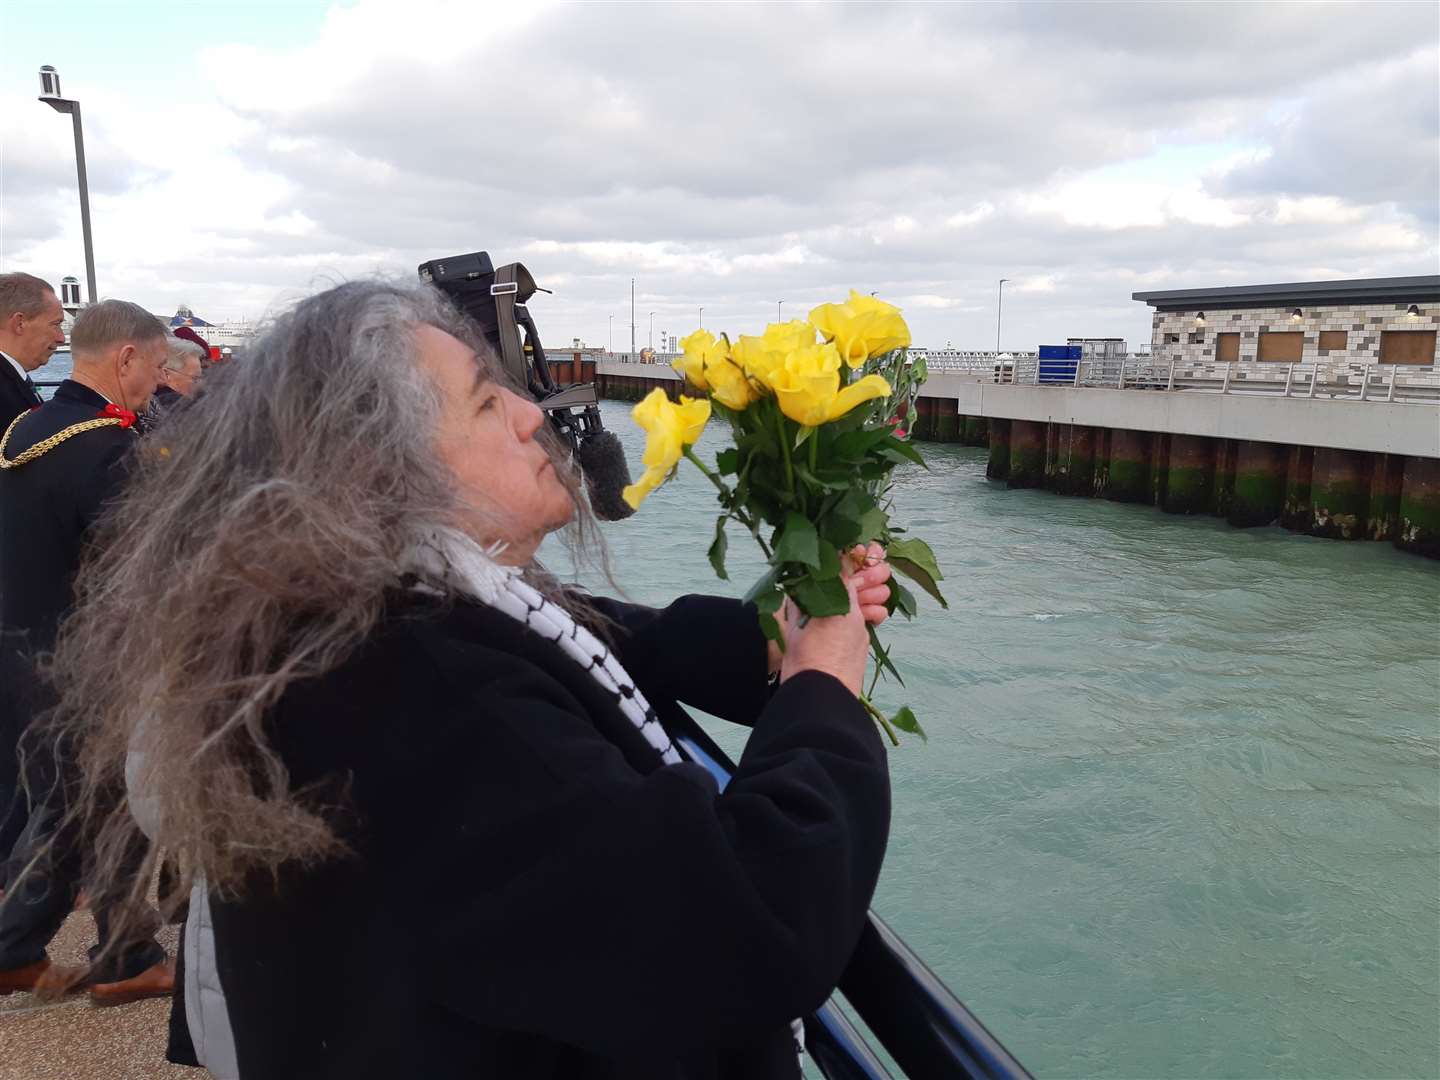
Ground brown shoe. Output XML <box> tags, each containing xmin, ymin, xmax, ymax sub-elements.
<box><xmin>88</xmin><ymin>958</ymin><xmax>175</xmax><ymax>1007</ymax></box>
<box><xmin>0</xmin><ymin>959</ymin><xmax>88</xmax><ymax>998</ymax></box>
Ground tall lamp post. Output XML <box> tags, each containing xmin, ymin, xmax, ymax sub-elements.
<box><xmin>630</xmin><ymin>278</ymin><xmax>636</xmax><ymax>358</ymax></box>
<box><xmin>608</xmin><ymin>314</ymin><xmax>614</xmax><ymax>354</ymax></box>
<box><xmin>38</xmin><ymin>66</ymin><xmax>97</xmax><ymax>305</ymax></box>
<box><xmin>698</xmin><ymin>306</ymin><xmax>704</xmax><ymax>329</ymax></box>
<box><xmin>648</xmin><ymin>311</ymin><xmax>655</xmax><ymax>351</ymax></box>
<box><xmin>995</xmin><ymin>278</ymin><xmax>1009</xmax><ymax>356</ymax></box>
<box><xmin>777</xmin><ymin>299</ymin><xmax>784</xmax><ymax>322</ymax></box>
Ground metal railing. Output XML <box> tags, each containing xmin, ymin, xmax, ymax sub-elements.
<box><xmin>923</xmin><ymin>356</ymin><xmax>1440</xmax><ymax>403</ymax></box>
<box><xmin>674</xmin><ymin>723</ymin><xmax>1031</xmax><ymax>1080</ymax></box>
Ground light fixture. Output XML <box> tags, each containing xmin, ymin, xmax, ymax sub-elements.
<box><xmin>1290</xmin><ymin>308</ymin><xmax>1303</xmax><ymax>321</ymax></box>
<box><xmin>1194</xmin><ymin>311</ymin><xmax>1205</xmax><ymax>326</ymax></box>
<box><xmin>1407</xmin><ymin>304</ymin><xmax>1421</xmax><ymax>317</ymax></box>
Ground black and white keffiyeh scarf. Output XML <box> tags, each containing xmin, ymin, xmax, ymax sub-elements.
<box><xmin>405</xmin><ymin>528</ymin><xmax>807</xmax><ymax>1074</ymax></box>
<box><xmin>405</xmin><ymin>528</ymin><xmax>682</xmax><ymax>766</ymax></box>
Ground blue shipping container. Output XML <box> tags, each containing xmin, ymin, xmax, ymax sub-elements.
<box><xmin>1038</xmin><ymin>345</ymin><xmax>1083</xmax><ymax>360</ymax></box>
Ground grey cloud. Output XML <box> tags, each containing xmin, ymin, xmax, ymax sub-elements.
<box><xmin>3</xmin><ymin>1</ymin><xmax>1435</xmax><ymax>350</ymax></box>
<box><xmin>1214</xmin><ymin>49</ymin><xmax>1440</xmax><ymax>218</ymax></box>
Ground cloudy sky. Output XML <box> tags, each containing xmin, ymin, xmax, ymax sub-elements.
<box><xmin>2</xmin><ymin>0</ymin><xmax>1436</xmax><ymax>351</ymax></box>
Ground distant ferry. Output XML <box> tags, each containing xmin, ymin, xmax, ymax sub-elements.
<box><xmin>160</xmin><ymin>304</ymin><xmax>257</xmax><ymax>353</ymax></box>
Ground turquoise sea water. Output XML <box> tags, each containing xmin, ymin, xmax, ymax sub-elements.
<box><xmin>549</xmin><ymin>401</ymin><xmax>1440</xmax><ymax>1080</ymax></box>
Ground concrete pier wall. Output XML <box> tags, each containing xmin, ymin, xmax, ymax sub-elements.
<box><xmin>1230</xmin><ymin>441</ymin><xmax>1289</xmax><ymax>527</ymax></box>
<box><xmin>590</xmin><ymin>361</ymin><xmax>1439</xmax><ymax>559</ymax></box>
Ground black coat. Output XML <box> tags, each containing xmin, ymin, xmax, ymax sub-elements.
<box><xmin>0</xmin><ymin>379</ymin><xmax>136</xmax><ymax>800</ymax></box>
<box><xmin>0</xmin><ymin>355</ymin><xmax>43</xmax><ymax>436</ymax></box>
<box><xmin>0</xmin><ymin>379</ymin><xmax>136</xmax><ymax>655</ymax></box>
<box><xmin>207</xmin><ymin>590</ymin><xmax>890</xmax><ymax>1079</ymax></box>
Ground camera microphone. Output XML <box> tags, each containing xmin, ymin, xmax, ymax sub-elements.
<box><xmin>575</xmin><ymin>430</ymin><xmax>636</xmax><ymax>521</ymax></box>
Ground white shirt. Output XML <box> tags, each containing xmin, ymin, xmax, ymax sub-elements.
<box><xmin>1</xmin><ymin>350</ymin><xmax>28</xmax><ymax>385</ymax></box>
<box><xmin>1</xmin><ymin>352</ymin><xmax>115</xmax><ymax>405</ymax></box>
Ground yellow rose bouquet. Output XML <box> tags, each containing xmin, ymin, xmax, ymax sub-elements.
<box><xmin>622</xmin><ymin>291</ymin><xmax>945</xmax><ymax>742</ymax></box>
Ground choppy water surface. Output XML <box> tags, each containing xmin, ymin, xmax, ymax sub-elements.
<box><xmin>548</xmin><ymin>401</ymin><xmax>1440</xmax><ymax>1080</ymax></box>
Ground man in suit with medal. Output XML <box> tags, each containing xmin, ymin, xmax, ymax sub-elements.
<box><xmin>0</xmin><ymin>299</ymin><xmax>173</xmax><ymax>1002</ymax></box>
<box><xmin>0</xmin><ymin>274</ymin><xmax>67</xmax><ymax>891</ymax></box>
<box><xmin>0</xmin><ymin>274</ymin><xmax>65</xmax><ymax>442</ymax></box>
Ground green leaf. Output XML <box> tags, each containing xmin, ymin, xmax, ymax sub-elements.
<box><xmin>820</xmin><ymin>513</ymin><xmax>863</xmax><ymax>551</ymax></box>
<box><xmin>889</xmin><ymin>706</ymin><xmax>927</xmax><ymax>741</ymax></box>
<box><xmin>746</xmin><ymin>568</ymin><xmax>783</xmax><ymax>608</ymax></box>
<box><xmin>888</xmin><ymin>537</ymin><xmax>944</xmax><ymax>579</ymax></box>
<box><xmin>793</xmin><ymin>463</ymin><xmax>853</xmax><ymax>492</ymax></box>
<box><xmin>888</xmin><ymin>537</ymin><xmax>948</xmax><ymax>609</ymax></box>
<box><xmin>868</xmin><ymin>626</ymin><xmax>906</xmax><ymax>687</ymax></box>
<box><xmin>757</xmin><ymin>610</ymin><xmax>785</xmax><ymax>652</ymax></box>
<box><xmin>715</xmin><ymin>448</ymin><xmax>740</xmax><ymax>475</ymax></box>
<box><xmin>790</xmin><ymin>574</ymin><xmax>851</xmax><ymax>618</ymax></box>
<box><xmin>708</xmin><ymin>517</ymin><xmax>729</xmax><ymax>581</ymax></box>
<box><xmin>885</xmin><ymin>579</ymin><xmax>917</xmax><ymax>619</ymax></box>
<box><xmin>774</xmin><ymin>512</ymin><xmax>820</xmax><ymax>569</ymax></box>
<box><xmin>794</xmin><ymin>424</ymin><xmax>816</xmax><ymax>450</ymax></box>
<box><xmin>889</xmin><ymin>556</ymin><xmax>946</xmax><ymax>608</ymax></box>
<box><xmin>832</xmin><ymin>426</ymin><xmax>895</xmax><ymax>462</ymax></box>
<box><xmin>880</xmin><ymin>436</ymin><xmax>927</xmax><ymax>467</ymax></box>
<box><xmin>857</xmin><ymin>505</ymin><xmax>889</xmax><ymax>543</ymax></box>
<box><xmin>813</xmin><ymin>540</ymin><xmax>842</xmax><ymax>580</ymax></box>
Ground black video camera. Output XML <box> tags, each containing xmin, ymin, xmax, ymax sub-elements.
<box><xmin>419</xmin><ymin>251</ymin><xmax>634</xmax><ymax>520</ymax></box>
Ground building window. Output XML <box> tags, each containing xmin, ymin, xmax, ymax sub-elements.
<box><xmin>1317</xmin><ymin>330</ymin><xmax>1347</xmax><ymax>351</ymax></box>
<box><xmin>1215</xmin><ymin>333</ymin><xmax>1240</xmax><ymax>363</ymax></box>
<box><xmin>1164</xmin><ymin>333</ymin><xmax>1180</xmax><ymax>345</ymax></box>
<box><xmin>1188</xmin><ymin>331</ymin><xmax>1205</xmax><ymax>344</ymax></box>
<box><xmin>1379</xmin><ymin>330</ymin><xmax>1437</xmax><ymax>365</ymax></box>
<box><xmin>1257</xmin><ymin>331</ymin><xmax>1304</xmax><ymax>363</ymax></box>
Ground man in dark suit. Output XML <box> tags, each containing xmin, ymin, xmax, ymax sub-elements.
<box><xmin>0</xmin><ymin>274</ymin><xmax>67</xmax><ymax>891</ymax></box>
<box><xmin>0</xmin><ymin>274</ymin><xmax>65</xmax><ymax>431</ymax></box>
<box><xmin>0</xmin><ymin>299</ymin><xmax>173</xmax><ymax>1003</ymax></box>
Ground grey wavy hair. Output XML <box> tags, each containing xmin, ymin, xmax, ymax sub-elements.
<box><xmin>164</xmin><ymin>337</ymin><xmax>207</xmax><ymax>371</ymax></box>
<box><xmin>45</xmin><ymin>279</ymin><xmax>609</xmax><ymax>905</ymax></box>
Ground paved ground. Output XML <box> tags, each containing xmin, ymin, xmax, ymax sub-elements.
<box><xmin>0</xmin><ymin>910</ymin><xmax>196</xmax><ymax>1079</ymax></box>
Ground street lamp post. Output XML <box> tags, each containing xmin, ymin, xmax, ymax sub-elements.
<box><xmin>648</xmin><ymin>311</ymin><xmax>655</xmax><ymax>351</ymax></box>
<box><xmin>995</xmin><ymin>279</ymin><xmax>1009</xmax><ymax>357</ymax></box>
<box><xmin>38</xmin><ymin>66</ymin><xmax>97</xmax><ymax>305</ymax></box>
<box><xmin>630</xmin><ymin>279</ymin><xmax>636</xmax><ymax>359</ymax></box>
<box><xmin>608</xmin><ymin>314</ymin><xmax>614</xmax><ymax>354</ymax></box>
<box><xmin>698</xmin><ymin>306</ymin><xmax>704</xmax><ymax>329</ymax></box>
<box><xmin>777</xmin><ymin>300</ymin><xmax>784</xmax><ymax>322</ymax></box>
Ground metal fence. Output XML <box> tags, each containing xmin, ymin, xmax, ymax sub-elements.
<box><xmin>922</xmin><ymin>354</ymin><xmax>1440</xmax><ymax>403</ymax></box>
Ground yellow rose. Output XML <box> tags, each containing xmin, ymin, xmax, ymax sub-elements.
<box><xmin>672</xmin><ymin>328</ymin><xmax>728</xmax><ymax>391</ymax></box>
<box><xmin>808</xmin><ymin>290</ymin><xmax>911</xmax><ymax>367</ymax></box>
<box><xmin>622</xmin><ymin>389</ymin><xmax>711</xmax><ymax>509</ymax></box>
<box><xmin>768</xmin><ymin>342</ymin><xmax>893</xmax><ymax>426</ymax></box>
<box><xmin>731</xmin><ymin>320</ymin><xmax>815</xmax><ymax>390</ymax></box>
<box><xmin>761</xmin><ymin>319</ymin><xmax>818</xmax><ymax>354</ymax></box>
<box><xmin>705</xmin><ymin>355</ymin><xmax>758</xmax><ymax>411</ymax></box>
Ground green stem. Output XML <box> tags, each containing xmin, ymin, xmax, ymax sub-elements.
<box><xmin>684</xmin><ymin>446</ymin><xmax>773</xmax><ymax>559</ymax></box>
<box><xmin>772</xmin><ymin>401</ymin><xmax>794</xmax><ymax>501</ymax></box>
<box><xmin>859</xmin><ymin>693</ymin><xmax>899</xmax><ymax>747</ymax></box>
<box><xmin>683</xmin><ymin>445</ymin><xmax>724</xmax><ymax>489</ymax></box>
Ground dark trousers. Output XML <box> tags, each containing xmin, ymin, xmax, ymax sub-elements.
<box><xmin>0</xmin><ymin>643</ymin><xmax>30</xmax><ymax>888</ymax></box>
<box><xmin>0</xmin><ymin>782</ymin><xmax>30</xmax><ymax>890</ymax></box>
<box><xmin>0</xmin><ymin>755</ymin><xmax>165</xmax><ymax>982</ymax></box>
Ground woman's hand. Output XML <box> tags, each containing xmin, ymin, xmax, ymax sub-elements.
<box><xmin>846</xmin><ymin>543</ymin><xmax>892</xmax><ymax>627</ymax></box>
<box><xmin>767</xmin><ymin>543</ymin><xmax>894</xmax><ymax>696</ymax></box>
<box><xmin>764</xmin><ymin>544</ymin><xmax>894</xmax><ymax>677</ymax></box>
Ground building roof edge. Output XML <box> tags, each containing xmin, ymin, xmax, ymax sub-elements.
<box><xmin>1132</xmin><ymin>276</ymin><xmax>1440</xmax><ymax>309</ymax></box>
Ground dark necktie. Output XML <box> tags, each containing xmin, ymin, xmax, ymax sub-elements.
<box><xmin>24</xmin><ymin>374</ymin><xmax>41</xmax><ymax>404</ymax></box>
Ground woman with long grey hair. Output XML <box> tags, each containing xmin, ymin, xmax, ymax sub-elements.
<box><xmin>50</xmin><ymin>280</ymin><xmax>895</xmax><ymax>1079</ymax></box>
